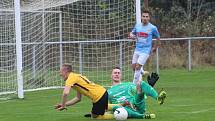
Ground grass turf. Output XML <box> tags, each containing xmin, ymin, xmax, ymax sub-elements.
<box><xmin>0</xmin><ymin>68</ymin><xmax>215</xmax><ymax>121</ymax></box>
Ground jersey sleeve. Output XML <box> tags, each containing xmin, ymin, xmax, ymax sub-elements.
<box><xmin>152</xmin><ymin>26</ymin><xmax>160</xmax><ymax>38</ymax></box>
<box><xmin>65</xmin><ymin>74</ymin><xmax>77</xmax><ymax>86</ymax></box>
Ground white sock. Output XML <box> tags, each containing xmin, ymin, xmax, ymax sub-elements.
<box><xmin>140</xmin><ymin>67</ymin><xmax>144</xmax><ymax>75</ymax></box>
<box><xmin>138</xmin><ymin>67</ymin><xmax>144</xmax><ymax>81</ymax></box>
<box><xmin>133</xmin><ymin>69</ymin><xmax>141</xmax><ymax>84</ymax></box>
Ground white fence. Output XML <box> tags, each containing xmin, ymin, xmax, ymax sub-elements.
<box><xmin>22</xmin><ymin>37</ymin><xmax>215</xmax><ymax>75</ymax></box>
<box><xmin>0</xmin><ymin>37</ymin><xmax>215</xmax><ymax>97</ymax></box>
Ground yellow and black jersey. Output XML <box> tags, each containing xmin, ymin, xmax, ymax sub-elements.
<box><xmin>65</xmin><ymin>72</ymin><xmax>106</xmax><ymax>103</ymax></box>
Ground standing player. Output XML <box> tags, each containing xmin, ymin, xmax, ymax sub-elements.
<box><xmin>129</xmin><ymin>10</ymin><xmax>161</xmax><ymax>84</ymax></box>
<box><xmin>54</xmin><ymin>64</ymin><xmax>115</xmax><ymax>119</ymax></box>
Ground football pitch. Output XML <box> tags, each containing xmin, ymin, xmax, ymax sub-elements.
<box><xmin>0</xmin><ymin>68</ymin><xmax>215</xmax><ymax>121</ymax></box>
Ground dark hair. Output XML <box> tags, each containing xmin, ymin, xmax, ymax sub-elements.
<box><xmin>142</xmin><ymin>10</ymin><xmax>151</xmax><ymax>16</ymax></box>
<box><xmin>62</xmin><ymin>64</ymin><xmax>72</xmax><ymax>72</ymax></box>
<box><xmin>113</xmin><ymin>66</ymin><xmax>121</xmax><ymax>70</ymax></box>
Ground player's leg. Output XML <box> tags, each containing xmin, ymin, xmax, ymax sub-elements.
<box><xmin>133</xmin><ymin>53</ymin><xmax>149</xmax><ymax>84</ymax></box>
<box><xmin>133</xmin><ymin>94</ymin><xmax>146</xmax><ymax>114</ymax></box>
<box><xmin>137</xmin><ymin>53</ymin><xmax>150</xmax><ymax>74</ymax></box>
<box><xmin>157</xmin><ymin>89</ymin><xmax>167</xmax><ymax>105</ymax></box>
<box><xmin>144</xmin><ymin>113</ymin><xmax>156</xmax><ymax>119</ymax></box>
<box><xmin>133</xmin><ymin>82</ymin><xmax>146</xmax><ymax>114</ymax></box>
<box><xmin>91</xmin><ymin>91</ymin><xmax>114</xmax><ymax>119</ymax></box>
<box><xmin>140</xmin><ymin>67</ymin><xmax>150</xmax><ymax>80</ymax></box>
<box><xmin>107</xmin><ymin>104</ymin><xmax>122</xmax><ymax>111</ymax></box>
<box><xmin>131</xmin><ymin>52</ymin><xmax>139</xmax><ymax>71</ymax></box>
<box><xmin>140</xmin><ymin>81</ymin><xmax>167</xmax><ymax>105</ymax></box>
<box><xmin>124</xmin><ymin>107</ymin><xmax>145</xmax><ymax>119</ymax></box>
<box><xmin>124</xmin><ymin>107</ymin><xmax>155</xmax><ymax>119</ymax></box>
<box><xmin>115</xmin><ymin>102</ymin><xmax>155</xmax><ymax>119</ymax></box>
<box><xmin>140</xmin><ymin>81</ymin><xmax>158</xmax><ymax>100</ymax></box>
<box><xmin>132</xmin><ymin>53</ymin><xmax>141</xmax><ymax>84</ymax></box>
<box><xmin>112</xmin><ymin>105</ymin><xmax>145</xmax><ymax>119</ymax></box>
<box><xmin>132</xmin><ymin>90</ymin><xmax>156</xmax><ymax>119</ymax></box>
<box><xmin>133</xmin><ymin>64</ymin><xmax>142</xmax><ymax>84</ymax></box>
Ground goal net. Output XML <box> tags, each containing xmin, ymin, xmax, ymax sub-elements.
<box><xmin>0</xmin><ymin>0</ymin><xmax>135</xmax><ymax>97</ymax></box>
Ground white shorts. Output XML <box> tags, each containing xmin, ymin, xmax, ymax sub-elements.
<box><xmin>132</xmin><ymin>52</ymin><xmax>149</xmax><ymax>65</ymax></box>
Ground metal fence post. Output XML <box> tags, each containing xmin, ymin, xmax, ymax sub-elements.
<box><xmin>188</xmin><ymin>39</ymin><xmax>192</xmax><ymax>71</ymax></box>
<box><xmin>156</xmin><ymin>47</ymin><xmax>160</xmax><ymax>74</ymax></box>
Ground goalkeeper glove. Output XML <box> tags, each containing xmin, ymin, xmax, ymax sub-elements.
<box><xmin>147</xmin><ymin>72</ymin><xmax>159</xmax><ymax>87</ymax></box>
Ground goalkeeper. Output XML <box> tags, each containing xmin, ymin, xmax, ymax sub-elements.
<box><xmin>108</xmin><ymin>67</ymin><xmax>166</xmax><ymax>119</ymax></box>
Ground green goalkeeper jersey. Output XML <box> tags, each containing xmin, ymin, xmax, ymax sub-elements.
<box><xmin>108</xmin><ymin>82</ymin><xmax>137</xmax><ymax>104</ymax></box>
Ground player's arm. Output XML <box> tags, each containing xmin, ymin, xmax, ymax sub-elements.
<box><xmin>128</xmin><ymin>24</ymin><xmax>137</xmax><ymax>39</ymax></box>
<box><xmin>56</xmin><ymin>86</ymin><xmax>71</xmax><ymax>110</ymax></box>
<box><xmin>65</xmin><ymin>91</ymin><xmax>82</xmax><ymax>106</ymax></box>
<box><xmin>152</xmin><ymin>38</ymin><xmax>160</xmax><ymax>52</ymax></box>
<box><xmin>55</xmin><ymin>87</ymin><xmax>82</xmax><ymax>110</ymax></box>
<box><xmin>152</xmin><ymin>27</ymin><xmax>161</xmax><ymax>53</ymax></box>
<box><xmin>128</xmin><ymin>32</ymin><xmax>136</xmax><ymax>39</ymax></box>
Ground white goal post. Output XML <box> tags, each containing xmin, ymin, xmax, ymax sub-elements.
<box><xmin>0</xmin><ymin>0</ymin><xmax>137</xmax><ymax>98</ymax></box>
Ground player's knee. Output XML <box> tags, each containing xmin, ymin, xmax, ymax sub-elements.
<box><xmin>135</xmin><ymin>64</ymin><xmax>142</xmax><ymax>70</ymax></box>
<box><xmin>131</xmin><ymin>64</ymin><xmax>136</xmax><ymax>70</ymax></box>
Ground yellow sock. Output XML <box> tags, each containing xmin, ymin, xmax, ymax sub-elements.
<box><xmin>95</xmin><ymin>113</ymin><xmax>114</xmax><ymax>119</ymax></box>
<box><xmin>107</xmin><ymin>104</ymin><xmax>121</xmax><ymax>110</ymax></box>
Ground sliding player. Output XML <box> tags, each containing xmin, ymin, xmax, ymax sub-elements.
<box><xmin>108</xmin><ymin>67</ymin><xmax>166</xmax><ymax>119</ymax></box>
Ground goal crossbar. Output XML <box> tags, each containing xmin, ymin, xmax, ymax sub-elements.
<box><xmin>22</xmin><ymin>0</ymin><xmax>82</xmax><ymax>11</ymax></box>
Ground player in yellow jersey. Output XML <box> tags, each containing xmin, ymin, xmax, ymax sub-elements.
<box><xmin>54</xmin><ymin>64</ymin><xmax>114</xmax><ymax>119</ymax></box>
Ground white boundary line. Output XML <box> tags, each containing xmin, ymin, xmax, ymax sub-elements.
<box><xmin>171</xmin><ymin>108</ymin><xmax>215</xmax><ymax>114</ymax></box>
<box><xmin>168</xmin><ymin>104</ymin><xmax>215</xmax><ymax>107</ymax></box>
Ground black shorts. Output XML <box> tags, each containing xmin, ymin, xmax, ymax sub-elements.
<box><xmin>91</xmin><ymin>91</ymin><xmax>108</xmax><ymax>115</ymax></box>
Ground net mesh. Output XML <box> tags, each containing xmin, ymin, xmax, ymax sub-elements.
<box><xmin>0</xmin><ymin>0</ymin><xmax>135</xmax><ymax>95</ymax></box>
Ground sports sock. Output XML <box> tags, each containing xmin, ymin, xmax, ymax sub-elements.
<box><xmin>138</xmin><ymin>67</ymin><xmax>144</xmax><ymax>81</ymax></box>
<box><xmin>107</xmin><ymin>104</ymin><xmax>121</xmax><ymax>111</ymax></box>
<box><xmin>95</xmin><ymin>113</ymin><xmax>114</xmax><ymax>119</ymax></box>
<box><xmin>133</xmin><ymin>69</ymin><xmax>141</xmax><ymax>84</ymax></box>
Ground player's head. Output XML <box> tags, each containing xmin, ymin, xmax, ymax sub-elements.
<box><xmin>111</xmin><ymin>66</ymin><xmax>122</xmax><ymax>85</ymax></box>
<box><xmin>142</xmin><ymin>10</ymin><xmax>151</xmax><ymax>24</ymax></box>
<box><xmin>60</xmin><ymin>64</ymin><xmax>72</xmax><ymax>81</ymax></box>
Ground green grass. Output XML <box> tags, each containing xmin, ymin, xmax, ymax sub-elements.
<box><xmin>0</xmin><ymin>68</ymin><xmax>215</xmax><ymax>121</ymax></box>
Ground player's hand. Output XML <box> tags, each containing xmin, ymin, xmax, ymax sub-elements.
<box><xmin>147</xmin><ymin>72</ymin><xmax>159</xmax><ymax>81</ymax></box>
<box><xmin>128</xmin><ymin>32</ymin><xmax>136</xmax><ymax>40</ymax></box>
<box><xmin>54</xmin><ymin>103</ymin><xmax>67</xmax><ymax>111</ymax></box>
<box><xmin>147</xmin><ymin>72</ymin><xmax>159</xmax><ymax>87</ymax></box>
<box><xmin>54</xmin><ymin>104</ymin><xmax>62</xmax><ymax>109</ymax></box>
<box><xmin>57</xmin><ymin>106</ymin><xmax>67</xmax><ymax>111</ymax></box>
<box><xmin>151</xmin><ymin>72</ymin><xmax>159</xmax><ymax>81</ymax></box>
<box><xmin>152</xmin><ymin>47</ymin><xmax>157</xmax><ymax>53</ymax></box>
